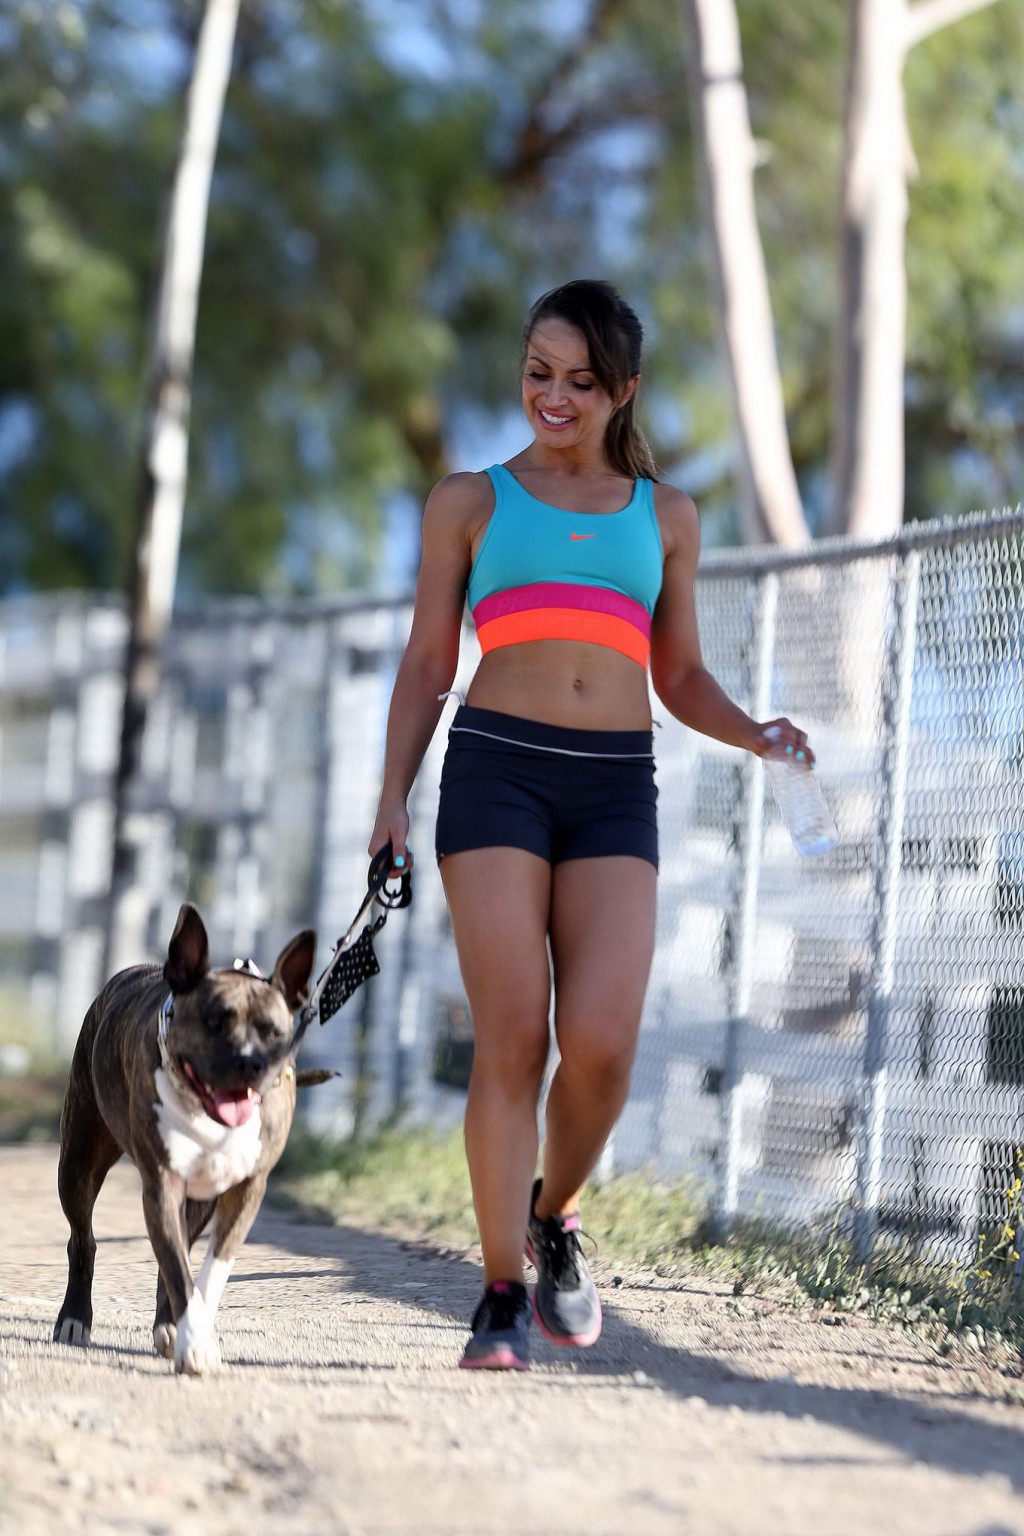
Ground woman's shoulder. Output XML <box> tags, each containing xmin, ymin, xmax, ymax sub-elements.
<box><xmin>652</xmin><ymin>480</ymin><xmax>700</xmax><ymax>557</ymax></box>
<box><xmin>423</xmin><ymin>470</ymin><xmax>496</xmax><ymax>537</ymax></box>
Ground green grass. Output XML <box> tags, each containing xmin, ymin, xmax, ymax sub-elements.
<box><xmin>275</xmin><ymin>1124</ymin><xmax>480</xmax><ymax>1243</ymax></box>
<box><xmin>0</xmin><ymin>985</ymin><xmax>66</xmax><ymax>1142</ymax></box>
<box><xmin>733</xmin><ymin>1222</ymin><xmax>1024</xmax><ymax>1374</ymax></box>
<box><xmin>274</xmin><ymin>1124</ymin><xmax>706</xmax><ymax>1264</ymax></box>
<box><xmin>275</xmin><ymin>1124</ymin><xmax>708</xmax><ymax>1262</ymax></box>
<box><xmin>0</xmin><ymin>983</ymin><xmax>56</xmax><ymax>1054</ymax></box>
<box><xmin>274</xmin><ymin>1124</ymin><xmax>1024</xmax><ymax>1368</ymax></box>
<box><xmin>0</xmin><ymin>1069</ymin><xmax>66</xmax><ymax>1143</ymax></box>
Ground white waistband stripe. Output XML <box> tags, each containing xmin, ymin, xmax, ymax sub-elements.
<box><xmin>449</xmin><ymin>726</ymin><xmax>654</xmax><ymax>761</ymax></box>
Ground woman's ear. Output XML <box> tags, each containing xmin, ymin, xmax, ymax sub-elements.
<box><xmin>617</xmin><ymin>374</ymin><xmax>640</xmax><ymax>409</ymax></box>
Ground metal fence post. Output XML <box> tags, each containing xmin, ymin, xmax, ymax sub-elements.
<box><xmin>853</xmin><ymin>549</ymin><xmax>921</xmax><ymax>1265</ymax></box>
<box><xmin>716</xmin><ymin>572</ymin><xmax>778</xmax><ymax>1235</ymax></box>
<box><xmin>300</xmin><ymin>624</ymin><xmax>360</xmax><ymax>1138</ymax></box>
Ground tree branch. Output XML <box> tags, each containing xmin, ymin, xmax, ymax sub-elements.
<box><xmin>500</xmin><ymin>0</ymin><xmax>632</xmax><ymax>185</ymax></box>
<box><xmin>905</xmin><ymin>0</ymin><xmax>1004</xmax><ymax>49</ymax></box>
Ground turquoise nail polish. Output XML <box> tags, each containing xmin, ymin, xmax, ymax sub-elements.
<box><xmin>395</xmin><ymin>855</ymin><xmax>406</xmax><ymax>868</ymax></box>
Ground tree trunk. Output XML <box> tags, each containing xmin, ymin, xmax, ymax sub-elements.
<box><xmin>104</xmin><ymin>0</ymin><xmax>240</xmax><ymax>976</ymax></box>
<box><xmin>830</xmin><ymin>0</ymin><xmax>1004</xmax><ymax>539</ymax></box>
<box><xmin>828</xmin><ymin>0</ymin><xmax>910</xmax><ymax>540</ymax></box>
<box><xmin>681</xmin><ymin>0</ymin><xmax>810</xmax><ymax>547</ymax></box>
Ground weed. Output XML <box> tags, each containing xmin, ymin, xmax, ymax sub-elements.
<box><xmin>273</xmin><ymin>1125</ymin><xmax>1024</xmax><ymax>1366</ymax></box>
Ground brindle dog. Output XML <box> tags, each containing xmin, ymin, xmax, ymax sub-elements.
<box><xmin>53</xmin><ymin>903</ymin><xmax>317</xmax><ymax>1375</ymax></box>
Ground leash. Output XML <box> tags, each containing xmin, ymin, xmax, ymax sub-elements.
<box><xmin>156</xmin><ymin>849</ymin><xmax>411</xmax><ymax>1075</ymax></box>
<box><xmin>293</xmin><ymin>843</ymin><xmax>413</xmax><ymax>1050</ymax></box>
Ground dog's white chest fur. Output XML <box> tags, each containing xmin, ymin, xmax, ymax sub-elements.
<box><xmin>153</xmin><ymin>1068</ymin><xmax>263</xmax><ymax>1198</ymax></box>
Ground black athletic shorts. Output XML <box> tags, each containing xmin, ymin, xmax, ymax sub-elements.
<box><xmin>435</xmin><ymin>705</ymin><xmax>658</xmax><ymax>869</ymax></box>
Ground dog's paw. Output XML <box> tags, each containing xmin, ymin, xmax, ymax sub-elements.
<box><xmin>54</xmin><ymin>1317</ymin><xmax>91</xmax><ymax>1347</ymax></box>
<box><xmin>177</xmin><ymin>1333</ymin><xmax>222</xmax><ymax>1377</ymax></box>
<box><xmin>153</xmin><ymin>1322</ymin><xmax>176</xmax><ymax>1359</ymax></box>
<box><xmin>173</xmin><ymin>1291</ymin><xmax>221</xmax><ymax>1377</ymax></box>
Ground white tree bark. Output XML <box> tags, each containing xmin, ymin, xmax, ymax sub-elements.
<box><xmin>682</xmin><ymin>0</ymin><xmax>1004</xmax><ymax>545</ymax></box>
<box><xmin>105</xmin><ymin>0</ymin><xmax>240</xmax><ymax>974</ymax></box>
<box><xmin>906</xmin><ymin>0</ymin><xmax>1004</xmax><ymax>46</ymax></box>
<box><xmin>142</xmin><ymin>0</ymin><xmax>239</xmax><ymax>630</ymax></box>
<box><xmin>682</xmin><ymin>0</ymin><xmax>810</xmax><ymax>547</ymax></box>
<box><xmin>828</xmin><ymin>0</ymin><xmax>910</xmax><ymax>541</ymax></box>
<box><xmin>829</xmin><ymin>0</ymin><xmax>1004</xmax><ymax>540</ymax></box>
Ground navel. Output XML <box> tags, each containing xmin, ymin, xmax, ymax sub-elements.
<box><xmin>572</xmin><ymin>677</ymin><xmax>584</xmax><ymax>692</ymax></box>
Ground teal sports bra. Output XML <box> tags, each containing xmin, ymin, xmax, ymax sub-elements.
<box><xmin>467</xmin><ymin>464</ymin><xmax>664</xmax><ymax>668</ymax></box>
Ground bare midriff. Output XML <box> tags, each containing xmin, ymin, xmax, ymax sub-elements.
<box><xmin>466</xmin><ymin>641</ymin><xmax>654</xmax><ymax>732</ymax></box>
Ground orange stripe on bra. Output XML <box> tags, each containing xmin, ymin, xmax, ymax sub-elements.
<box><xmin>476</xmin><ymin>608</ymin><xmax>650</xmax><ymax>667</ymax></box>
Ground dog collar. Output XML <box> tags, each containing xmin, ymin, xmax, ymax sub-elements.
<box><xmin>157</xmin><ymin>993</ymin><xmax>204</xmax><ymax>1107</ymax></box>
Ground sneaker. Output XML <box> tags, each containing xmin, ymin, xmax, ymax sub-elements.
<box><xmin>525</xmin><ymin>1178</ymin><xmax>602</xmax><ymax>1347</ymax></box>
<box><xmin>459</xmin><ymin>1280</ymin><xmax>531</xmax><ymax>1371</ymax></box>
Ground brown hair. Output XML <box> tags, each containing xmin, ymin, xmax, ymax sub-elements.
<box><xmin>522</xmin><ymin>279</ymin><xmax>658</xmax><ymax>480</ymax></box>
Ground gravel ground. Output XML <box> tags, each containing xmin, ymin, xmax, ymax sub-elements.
<box><xmin>2</xmin><ymin>1143</ymin><xmax>1024</xmax><ymax>1536</ymax></box>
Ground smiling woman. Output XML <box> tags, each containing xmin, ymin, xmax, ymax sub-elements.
<box><xmin>367</xmin><ymin>278</ymin><xmax>813</xmax><ymax>1372</ymax></box>
<box><xmin>519</xmin><ymin>288</ymin><xmax>651</xmax><ymax>482</ymax></box>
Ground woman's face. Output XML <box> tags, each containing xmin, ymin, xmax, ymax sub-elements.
<box><xmin>522</xmin><ymin>317</ymin><xmax>635</xmax><ymax>457</ymax></box>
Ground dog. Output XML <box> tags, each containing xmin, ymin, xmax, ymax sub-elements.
<box><xmin>53</xmin><ymin>902</ymin><xmax>318</xmax><ymax>1375</ymax></box>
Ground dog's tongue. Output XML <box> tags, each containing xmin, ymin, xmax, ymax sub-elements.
<box><xmin>180</xmin><ymin>1061</ymin><xmax>261</xmax><ymax>1126</ymax></box>
<box><xmin>210</xmin><ymin>1088</ymin><xmax>257</xmax><ymax>1128</ymax></box>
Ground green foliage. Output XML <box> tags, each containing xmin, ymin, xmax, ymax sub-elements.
<box><xmin>1</xmin><ymin>0</ymin><xmax>1021</xmax><ymax>589</ymax></box>
<box><xmin>904</xmin><ymin>4</ymin><xmax>1024</xmax><ymax>519</ymax></box>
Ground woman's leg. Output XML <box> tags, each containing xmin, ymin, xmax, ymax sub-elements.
<box><xmin>440</xmin><ymin>847</ymin><xmax>553</xmax><ymax>1284</ymax></box>
<box><xmin>538</xmin><ymin>855</ymin><xmax>657</xmax><ymax>1220</ymax></box>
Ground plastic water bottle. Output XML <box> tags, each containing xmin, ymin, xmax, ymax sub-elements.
<box><xmin>762</xmin><ymin>727</ymin><xmax>838</xmax><ymax>858</ymax></box>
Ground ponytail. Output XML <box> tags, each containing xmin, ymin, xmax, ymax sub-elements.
<box><xmin>605</xmin><ymin>392</ymin><xmax>658</xmax><ymax>481</ymax></box>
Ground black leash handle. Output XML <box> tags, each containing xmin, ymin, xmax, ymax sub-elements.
<box><xmin>366</xmin><ymin>843</ymin><xmax>413</xmax><ymax>914</ymax></box>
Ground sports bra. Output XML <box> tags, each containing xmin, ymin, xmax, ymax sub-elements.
<box><xmin>467</xmin><ymin>464</ymin><xmax>664</xmax><ymax>669</ymax></box>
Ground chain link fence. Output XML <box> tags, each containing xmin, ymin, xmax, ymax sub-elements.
<box><xmin>1</xmin><ymin>510</ymin><xmax>1022</xmax><ymax>1309</ymax></box>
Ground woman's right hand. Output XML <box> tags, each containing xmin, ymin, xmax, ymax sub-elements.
<box><xmin>369</xmin><ymin>802</ymin><xmax>413</xmax><ymax>878</ymax></box>
<box><xmin>752</xmin><ymin>717</ymin><xmax>814</xmax><ymax>767</ymax></box>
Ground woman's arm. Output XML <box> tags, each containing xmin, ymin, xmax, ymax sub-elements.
<box><xmin>649</xmin><ymin>485</ymin><xmax>809</xmax><ymax>759</ymax></box>
<box><xmin>369</xmin><ymin>473</ymin><xmax>487</xmax><ymax>866</ymax></box>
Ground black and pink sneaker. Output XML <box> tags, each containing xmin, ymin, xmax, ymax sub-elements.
<box><xmin>525</xmin><ymin>1179</ymin><xmax>602</xmax><ymax>1347</ymax></box>
<box><xmin>459</xmin><ymin>1280</ymin><xmax>531</xmax><ymax>1371</ymax></box>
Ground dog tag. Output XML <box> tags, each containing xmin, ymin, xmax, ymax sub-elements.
<box><xmin>317</xmin><ymin>926</ymin><xmax>381</xmax><ymax>1025</ymax></box>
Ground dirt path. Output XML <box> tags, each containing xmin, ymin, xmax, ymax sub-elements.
<box><xmin>2</xmin><ymin>1144</ymin><xmax>1024</xmax><ymax>1536</ymax></box>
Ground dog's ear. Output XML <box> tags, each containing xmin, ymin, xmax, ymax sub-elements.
<box><xmin>164</xmin><ymin>904</ymin><xmax>211</xmax><ymax>994</ymax></box>
<box><xmin>271</xmin><ymin>929</ymin><xmax>317</xmax><ymax>1012</ymax></box>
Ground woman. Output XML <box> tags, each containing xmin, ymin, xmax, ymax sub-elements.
<box><xmin>369</xmin><ymin>279</ymin><xmax>810</xmax><ymax>1371</ymax></box>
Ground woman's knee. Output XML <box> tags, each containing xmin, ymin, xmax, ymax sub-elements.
<box><xmin>554</xmin><ymin>1014</ymin><xmax>639</xmax><ymax>1094</ymax></box>
<box><xmin>470</xmin><ymin>1011</ymin><xmax>550</xmax><ymax>1088</ymax></box>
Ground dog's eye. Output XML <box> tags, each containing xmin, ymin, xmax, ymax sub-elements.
<box><xmin>205</xmin><ymin>1008</ymin><xmax>231</xmax><ymax>1035</ymax></box>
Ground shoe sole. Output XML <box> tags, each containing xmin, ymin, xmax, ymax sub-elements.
<box><xmin>459</xmin><ymin>1347</ymin><xmax>531</xmax><ymax>1371</ymax></box>
<box><xmin>531</xmin><ymin>1288</ymin><xmax>602</xmax><ymax>1348</ymax></box>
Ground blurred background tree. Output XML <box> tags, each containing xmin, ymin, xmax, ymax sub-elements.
<box><xmin>1</xmin><ymin>0</ymin><xmax>1021</xmax><ymax>593</ymax></box>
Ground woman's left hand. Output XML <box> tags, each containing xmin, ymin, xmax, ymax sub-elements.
<box><xmin>752</xmin><ymin>717</ymin><xmax>814</xmax><ymax>767</ymax></box>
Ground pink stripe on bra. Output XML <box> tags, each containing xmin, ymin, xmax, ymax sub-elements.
<box><xmin>472</xmin><ymin>581</ymin><xmax>651</xmax><ymax>635</ymax></box>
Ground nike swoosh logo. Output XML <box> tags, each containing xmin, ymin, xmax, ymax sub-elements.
<box><xmin>570</xmin><ymin>532</ymin><xmax>597</xmax><ymax>541</ymax></box>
